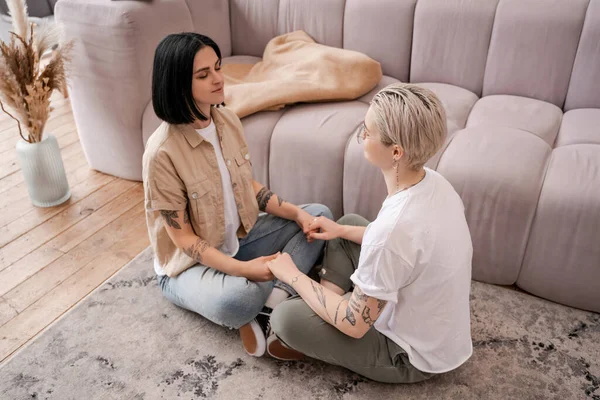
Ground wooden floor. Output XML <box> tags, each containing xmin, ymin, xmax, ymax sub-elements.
<box><xmin>0</xmin><ymin>93</ymin><xmax>149</xmax><ymax>364</ymax></box>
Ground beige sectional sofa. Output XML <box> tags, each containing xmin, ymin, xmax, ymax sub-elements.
<box><xmin>55</xmin><ymin>0</ymin><xmax>600</xmax><ymax>313</ymax></box>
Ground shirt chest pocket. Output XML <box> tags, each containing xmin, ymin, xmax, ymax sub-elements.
<box><xmin>234</xmin><ymin>146</ymin><xmax>254</xmax><ymax>183</ymax></box>
<box><xmin>186</xmin><ymin>179</ymin><xmax>213</xmax><ymax>230</ymax></box>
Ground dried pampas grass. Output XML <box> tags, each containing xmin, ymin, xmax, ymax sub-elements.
<box><xmin>0</xmin><ymin>0</ymin><xmax>73</xmax><ymax>143</ymax></box>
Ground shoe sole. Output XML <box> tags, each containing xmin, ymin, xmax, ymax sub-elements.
<box><xmin>267</xmin><ymin>336</ymin><xmax>304</xmax><ymax>361</ymax></box>
<box><xmin>240</xmin><ymin>321</ymin><xmax>266</xmax><ymax>357</ymax></box>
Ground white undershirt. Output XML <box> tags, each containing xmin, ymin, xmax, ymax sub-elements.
<box><xmin>195</xmin><ymin>121</ymin><xmax>241</xmax><ymax>257</ymax></box>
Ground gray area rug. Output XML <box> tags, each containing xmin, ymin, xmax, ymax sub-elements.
<box><xmin>1</xmin><ymin>247</ymin><xmax>598</xmax><ymax>400</ymax></box>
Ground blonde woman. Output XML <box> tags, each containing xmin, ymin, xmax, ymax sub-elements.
<box><xmin>266</xmin><ymin>83</ymin><xmax>473</xmax><ymax>383</ymax></box>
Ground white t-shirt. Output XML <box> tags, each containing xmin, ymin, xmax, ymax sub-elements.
<box><xmin>154</xmin><ymin>120</ymin><xmax>241</xmax><ymax>275</ymax></box>
<box><xmin>350</xmin><ymin>168</ymin><xmax>473</xmax><ymax>374</ymax></box>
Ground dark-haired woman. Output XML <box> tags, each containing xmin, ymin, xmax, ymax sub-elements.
<box><xmin>142</xmin><ymin>33</ymin><xmax>332</xmax><ymax>357</ymax></box>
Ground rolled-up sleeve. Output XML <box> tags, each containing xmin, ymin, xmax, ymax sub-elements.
<box><xmin>350</xmin><ymin>245</ymin><xmax>413</xmax><ymax>302</ymax></box>
<box><xmin>145</xmin><ymin>151</ymin><xmax>187</xmax><ymax>212</ymax></box>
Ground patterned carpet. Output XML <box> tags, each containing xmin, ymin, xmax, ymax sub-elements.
<box><xmin>0</xmin><ymin>247</ymin><xmax>598</xmax><ymax>400</ymax></box>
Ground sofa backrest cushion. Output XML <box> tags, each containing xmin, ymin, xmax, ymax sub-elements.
<box><xmin>230</xmin><ymin>0</ymin><xmax>345</xmax><ymax>58</ymax></box>
<box><xmin>564</xmin><ymin>0</ymin><xmax>600</xmax><ymax>111</ymax></box>
<box><xmin>186</xmin><ymin>0</ymin><xmax>232</xmax><ymax>57</ymax></box>
<box><xmin>410</xmin><ymin>0</ymin><xmax>498</xmax><ymax>96</ymax></box>
<box><xmin>482</xmin><ymin>0</ymin><xmax>589</xmax><ymax>107</ymax></box>
<box><xmin>343</xmin><ymin>0</ymin><xmax>416</xmax><ymax>82</ymax></box>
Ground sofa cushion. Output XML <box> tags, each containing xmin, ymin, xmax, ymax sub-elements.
<box><xmin>229</xmin><ymin>0</ymin><xmax>346</xmax><ymax>57</ymax></box>
<box><xmin>555</xmin><ymin>108</ymin><xmax>600</xmax><ymax>147</ymax></box>
<box><xmin>229</xmin><ymin>0</ymin><xmax>279</xmax><ymax>57</ymax></box>
<box><xmin>437</xmin><ymin>127</ymin><xmax>550</xmax><ymax>285</ymax></box>
<box><xmin>466</xmin><ymin>95</ymin><xmax>563</xmax><ymax>146</ymax></box>
<box><xmin>565</xmin><ymin>0</ymin><xmax>600</xmax><ymax>111</ymax></box>
<box><xmin>482</xmin><ymin>0</ymin><xmax>589</xmax><ymax>107</ymax></box>
<box><xmin>410</xmin><ymin>0</ymin><xmax>499</xmax><ymax>96</ymax></box>
<box><xmin>277</xmin><ymin>0</ymin><xmax>345</xmax><ymax>47</ymax></box>
<box><xmin>518</xmin><ymin>144</ymin><xmax>600</xmax><ymax>312</ymax></box>
<box><xmin>186</xmin><ymin>0</ymin><xmax>232</xmax><ymax>57</ymax></box>
<box><xmin>343</xmin><ymin>0</ymin><xmax>416</xmax><ymax>81</ymax></box>
<box><xmin>269</xmin><ymin>101</ymin><xmax>367</xmax><ymax>219</ymax></box>
<box><xmin>240</xmin><ymin>110</ymin><xmax>286</xmax><ymax>187</ymax></box>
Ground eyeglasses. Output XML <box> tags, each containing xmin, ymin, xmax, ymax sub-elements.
<box><xmin>356</xmin><ymin>123</ymin><xmax>394</xmax><ymax>146</ymax></box>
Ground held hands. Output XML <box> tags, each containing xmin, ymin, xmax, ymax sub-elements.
<box><xmin>241</xmin><ymin>253</ymin><xmax>279</xmax><ymax>282</ymax></box>
<box><xmin>295</xmin><ymin>210</ymin><xmax>343</xmax><ymax>243</ymax></box>
<box><xmin>294</xmin><ymin>209</ymin><xmax>317</xmax><ymax>241</ymax></box>
<box><xmin>265</xmin><ymin>252</ymin><xmax>301</xmax><ymax>285</ymax></box>
<box><xmin>307</xmin><ymin>216</ymin><xmax>343</xmax><ymax>241</ymax></box>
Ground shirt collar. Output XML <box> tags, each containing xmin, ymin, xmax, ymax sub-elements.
<box><xmin>177</xmin><ymin>106</ymin><xmax>226</xmax><ymax>148</ymax></box>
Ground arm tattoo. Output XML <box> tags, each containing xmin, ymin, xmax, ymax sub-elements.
<box><xmin>377</xmin><ymin>299</ymin><xmax>386</xmax><ymax>313</ymax></box>
<box><xmin>183</xmin><ymin>208</ymin><xmax>190</xmax><ymax>225</ymax></box>
<box><xmin>333</xmin><ymin>300</ymin><xmax>343</xmax><ymax>325</ymax></box>
<box><xmin>311</xmin><ymin>281</ymin><xmax>327</xmax><ymax>309</ymax></box>
<box><xmin>277</xmin><ymin>195</ymin><xmax>285</xmax><ymax>207</ymax></box>
<box><xmin>362</xmin><ymin>306</ymin><xmax>375</xmax><ymax>327</ymax></box>
<box><xmin>161</xmin><ymin>210</ymin><xmax>181</xmax><ymax>229</ymax></box>
<box><xmin>256</xmin><ymin>187</ymin><xmax>274</xmax><ymax>212</ymax></box>
<box><xmin>354</xmin><ymin>286</ymin><xmax>369</xmax><ymax>301</ymax></box>
<box><xmin>349</xmin><ymin>297</ymin><xmax>361</xmax><ymax>313</ymax></box>
<box><xmin>342</xmin><ymin>306</ymin><xmax>357</xmax><ymax>326</ymax></box>
<box><xmin>184</xmin><ymin>238</ymin><xmax>209</xmax><ymax>263</ymax></box>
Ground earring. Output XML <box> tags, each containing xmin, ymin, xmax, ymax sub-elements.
<box><xmin>394</xmin><ymin>160</ymin><xmax>400</xmax><ymax>192</ymax></box>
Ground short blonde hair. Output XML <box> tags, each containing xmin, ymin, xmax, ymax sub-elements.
<box><xmin>370</xmin><ymin>83</ymin><xmax>447</xmax><ymax>170</ymax></box>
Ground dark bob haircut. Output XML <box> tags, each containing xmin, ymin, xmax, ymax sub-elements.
<box><xmin>152</xmin><ymin>32</ymin><xmax>222</xmax><ymax>124</ymax></box>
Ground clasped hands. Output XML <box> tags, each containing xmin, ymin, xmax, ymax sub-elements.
<box><xmin>264</xmin><ymin>215</ymin><xmax>344</xmax><ymax>284</ymax></box>
<box><xmin>243</xmin><ymin>213</ymin><xmax>344</xmax><ymax>283</ymax></box>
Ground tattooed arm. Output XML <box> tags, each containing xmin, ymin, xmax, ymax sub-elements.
<box><xmin>252</xmin><ymin>181</ymin><xmax>294</xmax><ymax>216</ymax></box>
<box><xmin>160</xmin><ymin>209</ymin><xmax>274</xmax><ymax>281</ymax></box>
<box><xmin>267</xmin><ymin>253</ymin><xmax>387</xmax><ymax>339</ymax></box>
<box><xmin>252</xmin><ymin>181</ymin><xmax>316</xmax><ymax>235</ymax></box>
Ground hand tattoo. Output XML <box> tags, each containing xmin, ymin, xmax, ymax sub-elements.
<box><xmin>362</xmin><ymin>306</ymin><xmax>375</xmax><ymax>326</ymax></box>
<box><xmin>311</xmin><ymin>281</ymin><xmax>327</xmax><ymax>309</ymax></box>
<box><xmin>256</xmin><ymin>187</ymin><xmax>274</xmax><ymax>212</ymax></box>
<box><xmin>184</xmin><ymin>238</ymin><xmax>209</xmax><ymax>263</ymax></box>
<box><xmin>342</xmin><ymin>306</ymin><xmax>357</xmax><ymax>326</ymax></box>
<box><xmin>161</xmin><ymin>210</ymin><xmax>181</xmax><ymax>229</ymax></box>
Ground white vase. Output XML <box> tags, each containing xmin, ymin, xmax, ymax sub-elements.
<box><xmin>15</xmin><ymin>134</ymin><xmax>71</xmax><ymax>207</ymax></box>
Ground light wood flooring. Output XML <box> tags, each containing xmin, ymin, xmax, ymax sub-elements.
<box><xmin>0</xmin><ymin>92</ymin><xmax>148</xmax><ymax>364</ymax></box>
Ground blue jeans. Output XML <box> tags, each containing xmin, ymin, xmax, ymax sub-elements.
<box><xmin>158</xmin><ymin>203</ymin><xmax>332</xmax><ymax>329</ymax></box>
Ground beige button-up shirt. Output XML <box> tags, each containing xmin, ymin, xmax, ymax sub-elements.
<box><xmin>142</xmin><ymin>106</ymin><xmax>259</xmax><ymax>277</ymax></box>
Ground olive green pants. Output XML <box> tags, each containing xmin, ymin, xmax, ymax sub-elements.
<box><xmin>270</xmin><ymin>214</ymin><xmax>436</xmax><ymax>383</ymax></box>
